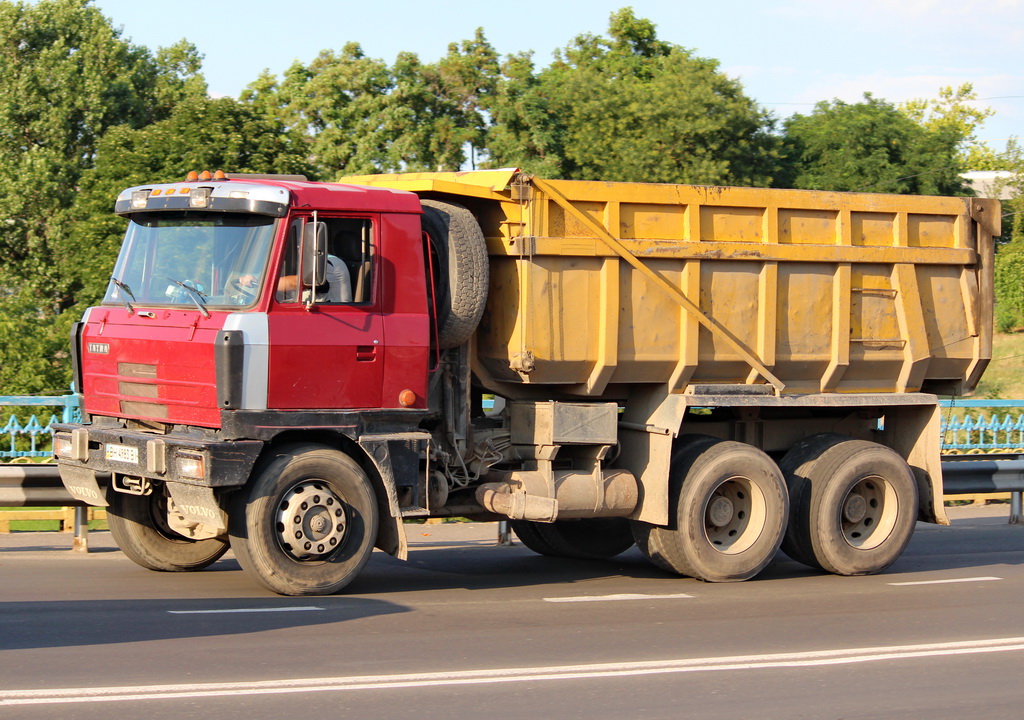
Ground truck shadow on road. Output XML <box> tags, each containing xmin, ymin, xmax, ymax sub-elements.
<box><xmin>0</xmin><ymin>593</ymin><xmax>410</xmax><ymax>652</ymax></box>
<box><xmin>356</xmin><ymin>521</ymin><xmax>1024</xmax><ymax>593</ymax></box>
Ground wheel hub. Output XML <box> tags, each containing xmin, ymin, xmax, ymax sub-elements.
<box><xmin>276</xmin><ymin>480</ymin><xmax>347</xmax><ymax>560</ymax></box>
<box><xmin>843</xmin><ymin>493</ymin><xmax>868</xmax><ymax>523</ymax></box>
<box><xmin>841</xmin><ymin>475</ymin><xmax>899</xmax><ymax>550</ymax></box>
<box><xmin>708</xmin><ymin>496</ymin><xmax>735</xmax><ymax>527</ymax></box>
<box><xmin>703</xmin><ymin>476</ymin><xmax>767</xmax><ymax>555</ymax></box>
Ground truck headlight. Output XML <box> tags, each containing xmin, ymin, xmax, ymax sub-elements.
<box><xmin>53</xmin><ymin>435</ymin><xmax>72</xmax><ymax>458</ymax></box>
<box><xmin>176</xmin><ymin>452</ymin><xmax>206</xmax><ymax>479</ymax></box>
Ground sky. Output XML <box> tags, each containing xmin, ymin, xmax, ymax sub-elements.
<box><xmin>91</xmin><ymin>0</ymin><xmax>1023</xmax><ymax>149</ymax></box>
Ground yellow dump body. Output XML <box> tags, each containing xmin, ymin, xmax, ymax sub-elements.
<box><xmin>340</xmin><ymin>170</ymin><xmax>997</xmax><ymax>399</ymax></box>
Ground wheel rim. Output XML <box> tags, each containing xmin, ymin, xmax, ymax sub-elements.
<box><xmin>702</xmin><ymin>476</ymin><xmax>767</xmax><ymax>554</ymax></box>
<box><xmin>276</xmin><ymin>480</ymin><xmax>348</xmax><ymax>560</ymax></box>
<box><xmin>840</xmin><ymin>474</ymin><xmax>898</xmax><ymax>550</ymax></box>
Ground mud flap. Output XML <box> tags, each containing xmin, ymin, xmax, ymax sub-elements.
<box><xmin>359</xmin><ymin>433</ymin><xmax>431</xmax><ymax>561</ymax></box>
<box><xmin>58</xmin><ymin>465</ymin><xmax>109</xmax><ymax>506</ymax></box>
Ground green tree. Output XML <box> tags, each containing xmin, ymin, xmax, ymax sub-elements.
<box><xmin>0</xmin><ymin>0</ymin><xmax>205</xmax><ymax>288</ymax></box>
<box><xmin>900</xmin><ymin>84</ymin><xmax>995</xmax><ymax>161</ymax></box>
<box><xmin>243</xmin><ymin>34</ymin><xmax>500</xmax><ymax>177</ymax></box>
<box><xmin>780</xmin><ymin>94</ymin><xmax>970</xmax><ymax>195</ymax></box>
<box><xmin>0</xmin><ymin>0</ymin><xmax>206</xmax><ymax>393</ymax></box>
<box><xmin>483</xmin><ymin>8</ymin><xmax>779</xmax><ymax>185</ymax></box>
<box><xmin>995</xmin><ymin>240</ymin><xmax>1024</xmax><ymax>332</ymax></box>
<box><xmin>385</xmin><ymin>31</ymin><xmax>499</xmax><ymax>172</ymax></box>
<box><xmin>978</xmin><ymin>140</ymin><xmax>1024</xmax><ymax>330</ymax></box>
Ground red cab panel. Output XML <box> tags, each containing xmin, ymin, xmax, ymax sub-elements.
<box><xmin>80</xmin><ymin>307</ymin><xmax>225</xmax><ymax>427</ymax></box>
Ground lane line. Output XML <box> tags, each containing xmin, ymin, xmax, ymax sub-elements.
<box><xmin>889</xmin><ymin>577</ymin><xmax>1003</xmax><ymax>587</ymax></box>
<box><xmin>4</xmin><ymin>636</ymin><xmax>1024</xmax><ymax>706</ymax></box>
<box><xmin>166</xmin><ymin>607</ymin><xmax>324</xmax><ymax>615</ymax></box>
<box><xmin>544</xmin><ymin>593</ymin><xmax>693</xmax><ymax>603</ymax></box>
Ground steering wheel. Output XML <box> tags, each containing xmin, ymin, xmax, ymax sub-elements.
<box><xmin>229</xmin><ymin>278</ymin><xmax>258</xmax><ymax>303</ymax></box>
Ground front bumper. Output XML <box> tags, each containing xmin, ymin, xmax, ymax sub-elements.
<box><xmin>53</xmin><ymin>423</ymin><xmax>263</xmax><ymax>504</ymax></box>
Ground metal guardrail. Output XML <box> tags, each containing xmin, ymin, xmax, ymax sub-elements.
<box><xmin>941</xmin><ymin>455</ymin><xmax>1024</xmax><ymax>524</ymax></box>
<box><xmin>0</xmin><ymin>464</ymin><xmax>86</xmax><ymax>506</ymax></box>
<box><xmin>0</xmin><ymin>463</ymin><xmax>102</xmax><ymax>551</ymax></box>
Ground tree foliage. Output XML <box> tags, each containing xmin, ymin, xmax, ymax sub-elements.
<box><xmin>780</xmin><ymin>94</ymin><xmax>970</xmax><ymax>195</ymax></box>
<box><xmin>242</xmin><ymin>35</ymin><xmax>499</xmax><ymax>178</ymax></box>
<box><xmin>483</xmin><ymin>8</ymin><xmax>779</xmax><ymax>185</ymax></box>
<box><xmin>0</xmin><ymin>0</ymin><xmax>205</xmax><ymax>291</ymax></box>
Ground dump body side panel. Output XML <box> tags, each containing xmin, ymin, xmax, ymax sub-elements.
<box><xmin>344</xmin><ymin>173</ymin><xmax>994</xmax><ymax>401</ymax></box>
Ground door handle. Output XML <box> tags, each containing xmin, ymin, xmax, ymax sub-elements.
<box><xmin>356</xmin><ymin>345</ymin><xmax>377</xmax><ymax>362</ymax></box>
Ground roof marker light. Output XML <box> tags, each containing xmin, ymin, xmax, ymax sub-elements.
<box><xmin>131</xmin><ymin>190</ymin><xmax>150</xmax><ymax>209</ymax></box>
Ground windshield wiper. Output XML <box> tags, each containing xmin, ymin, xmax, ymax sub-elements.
<box><xmin>166</xmin><ymin>277</ymin><xmax>211</xmax><ymax>319</ymax></box>
<box><xmin>110</xmin><ymin>276</ymin><xmax>136</xmax><ymax>315</ymax></box>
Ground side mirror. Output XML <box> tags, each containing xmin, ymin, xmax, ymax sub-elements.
<box><xmin>300</xmin><ymin>221</ymin><xmax>328</xmax><ymax>288</ymax></box>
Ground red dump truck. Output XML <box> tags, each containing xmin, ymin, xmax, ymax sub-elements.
<box><xmin>53</xmin><ymin>169</ymin><xmax>998</xmax><ymax>595</ymax></box>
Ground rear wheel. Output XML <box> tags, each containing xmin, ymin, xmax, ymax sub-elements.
<box><xmin>108</xmin><ymin>489</ymin><xmax>228</xmax><ymax>571</ymax></box>
<box><xmin>778</xmin><ymin>433</ymin><xmax>849</xmax><ymax>566</ymax></box>
<box><xmin>229</xmin><ymin>444</ymin><xmax>378</xmax><ymax>596</ymax></box>
<box><xmin>638</xmin><ymin>439</ymin><xmax>788</xmax><ymax>582</ymax></box>
<box><xmin>785</xmin><ymin>439</ymin><xmax>918</xmax><ymax>575</ymax></box>
<box><xmin>511</xmin><ymin>518</ymin><xmax>635</xmax><ymax>560</ymax></box>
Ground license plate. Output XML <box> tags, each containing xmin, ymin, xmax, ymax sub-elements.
<box><xmin>105</xmin><ymin>443</ymin><xmax>139</xmax><ymax>464</ymax></box>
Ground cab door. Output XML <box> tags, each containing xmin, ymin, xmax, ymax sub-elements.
<box><xmin>267</xmin><ymin>216</ymin><xmax>383</xmax><ymax>410</ymax></box>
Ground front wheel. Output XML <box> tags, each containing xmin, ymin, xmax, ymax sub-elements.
<box><xmin>107</xmin><ymin>489</ymin><xmax>228</xmax><ymax>571</ymax></box>
<box><xmin>229</xmin><ymin>444</ymin><xmax>378</xmax><ymax>596</ymax></box>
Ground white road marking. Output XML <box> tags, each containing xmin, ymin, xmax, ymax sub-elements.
<box><xmin>166</xmin><ymin>607</ymin><xmax>324</xmax><ymax>615</ymax></box>
<box><xmin>543</xmin><ymin>593</ymin><xmax>693</xmax><ymax>603</ymax></box>
<box><xmin>4</xmin><ymin>636</ymin><xmax>1024</xmax><ymax>706</ymax></box>
<box><xmin>888</xmin><ymin>576</ymin><xmax>1003</xmax><ymax>586</ymax></box>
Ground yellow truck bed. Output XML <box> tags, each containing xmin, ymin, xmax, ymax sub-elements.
<box><xmin>341</xmin><ymin>170</ymin><xmax>998</xmax><ymax>399</ymax></box>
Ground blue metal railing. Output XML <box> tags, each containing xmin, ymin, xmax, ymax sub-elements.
<box><xmin>0</xmin><ymin>393</ymin><xmax>82</xmax><ymax>459</ymax></box>
<box><xmin>939</xmin><ymin>400</ymin><xmax>1024</xmax><ymax>453</ymax></box>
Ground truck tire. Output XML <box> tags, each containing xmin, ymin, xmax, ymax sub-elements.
<box><xmin>785</xmin><ymin>439</ymin><xmax>918</xmax><ymax>575</ymax></box>
<box><xmin>228</xmin><ymin>444</ymin><xmax>378</xmax><ymax>596</ymax></box>
<box><xmin>421</xmin><ymin>199</ymin><xmax>489</xmax><ymax>349</ymax></box>
<box><xmin>632</xmin><ymin>434</ymin><xmax>720</xmax><ymax>573</ymax></box>
<box><xmin>639</xmin><ymin>439</ymin><xmax>788</xmax><ymax>582</ymax></box>
<box><xmin>107</xmin><ymin>489</ymin><xmax>228</xmax><ymax>572</ymax></box>
<box><xmin>778</xmin><ymin>433</ymin><xmax>850</xmax><ymax>567</ymax></box>
<box><xmin>511</xmin><ymin>518</ymin><xmax>635</xmax><ymax>560</ymax></box>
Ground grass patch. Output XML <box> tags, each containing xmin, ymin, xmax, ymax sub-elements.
<box><xmin>974</xmin><ymin>332</ymin><xmax>1024</xmax><ymax>399</ymax></box>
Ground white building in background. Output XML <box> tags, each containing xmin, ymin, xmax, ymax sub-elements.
<box><xmin>963</xmin><ymin>170</ymin><xmax>1017</xmax><ymax>200</ymax></box>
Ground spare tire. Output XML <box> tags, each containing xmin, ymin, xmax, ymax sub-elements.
<box><xmin>421</xmin><ymin>199</ymin><xmax>489</xmax><ymax>349</ymax></box>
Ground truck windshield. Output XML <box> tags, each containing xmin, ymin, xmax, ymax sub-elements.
<box><xmin>103</xmin><ymin>211</ymin><xmax>278</xmax><ymax>309</ymax></box>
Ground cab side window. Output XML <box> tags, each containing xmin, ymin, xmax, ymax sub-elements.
<box><xmin>325</xmin><ymin>218</ymin><xmax>374</xmax><ymax>304</ymax></box>
<box><xmin>276</xmin><ymin>217</ymin><xmax>374</xmax><ymax>305</ymax></box>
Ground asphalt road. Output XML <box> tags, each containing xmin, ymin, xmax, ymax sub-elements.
<box><xmin>1</xmin><ymin>505</ymin><xmax>1023</xmax><ymax>720</ymax></box>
